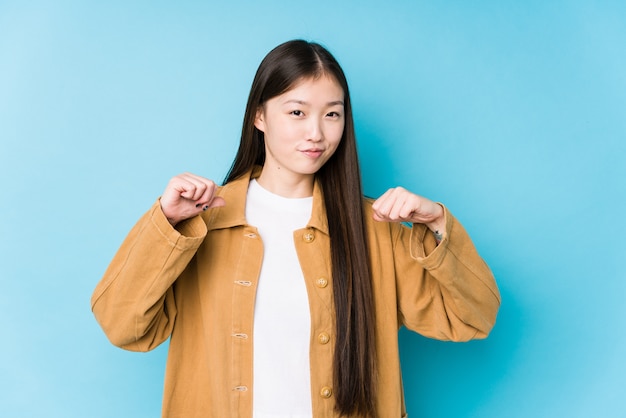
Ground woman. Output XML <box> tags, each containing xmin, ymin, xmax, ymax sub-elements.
<box><xmin>92</xmin><ymin>39</ymin><xmax>500</xmax><ymax>418</ymax></box>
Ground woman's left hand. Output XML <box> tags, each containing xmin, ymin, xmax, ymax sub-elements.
<box><xmin>372</xmin><ymin>187</ymin><xmax>446</xmax><ymax>233</ymax></box>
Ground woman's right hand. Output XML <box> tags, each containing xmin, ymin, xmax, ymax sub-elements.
<box><xmin>160</xmin><ymin>173</ymin><xmax>226</xmax><ymax>226</ymax></box>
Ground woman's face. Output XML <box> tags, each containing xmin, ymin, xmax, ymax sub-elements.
<box><xmin>254</xmin><ymin>75</ymin><xmax>345</xmax><ymax>192</ymax></box>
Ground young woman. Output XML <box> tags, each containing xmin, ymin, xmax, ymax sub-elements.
<box><xmin>92</xmin><ymin>39</ymin><xmax>500</xmax><ymax>418</ymax></box>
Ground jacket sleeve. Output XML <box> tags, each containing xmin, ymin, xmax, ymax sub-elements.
<box><xmin>393</xmin><ymin>206</ymin><xmax>501</xmax><ymax>341</ymax></box>
<box><xmin>91</xmin><ymin>201</ymin><xmax>207</xmax><ymax>351</ymax></box>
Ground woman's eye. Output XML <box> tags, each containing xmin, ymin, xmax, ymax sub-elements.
<box><xmin>327</xmin><ymin>111</ymin><xmax>341</xmax><ymax>118</ymax></box>
<box><xmin>290</xmin><ymin>110</ymin><xmax>303</xmax><ymax>116</ymax></box>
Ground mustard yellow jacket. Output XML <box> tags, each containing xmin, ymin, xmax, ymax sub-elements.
<box><xmin>91</xmin><ymin>169</ymin><xmax>500</xmax><ymax>418</ymax></box>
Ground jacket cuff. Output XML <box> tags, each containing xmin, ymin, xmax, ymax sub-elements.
<box><xmin>409</xmin><ymin>204</ymin><xmax>453</xmax><ymax>269</ymax></box>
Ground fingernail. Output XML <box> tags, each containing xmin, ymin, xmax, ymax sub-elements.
<box><xmin>195</xmin><ymin>204</ymin><xmax>202</xmax><ymax>208</ymax></box>
<box><xmin>203</xmin><ymin>205</ymin><xmax>209</xmax><ymax>211</ymax></box>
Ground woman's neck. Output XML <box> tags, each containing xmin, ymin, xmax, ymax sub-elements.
<box><xmin>256</xmin><ymin>167</ymin><xmax>314</xmax><ymax>198</ymax></box>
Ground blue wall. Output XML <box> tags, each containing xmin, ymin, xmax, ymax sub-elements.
<box><xmin>1</xmin><ymin>1</ymin><xmax>625</xmax><ymax>417</ymax></box>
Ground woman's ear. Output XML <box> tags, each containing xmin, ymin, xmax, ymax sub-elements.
<box><xmin>254</xmin><ymin>108</ymin><xmax>265</xmax><ymax>132</ymax></box>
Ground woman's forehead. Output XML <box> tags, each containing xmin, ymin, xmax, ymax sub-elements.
<box><xmin>276</xmin><ymin>75</ymin><xmax>344</xmax><ymax>102</ymax></box>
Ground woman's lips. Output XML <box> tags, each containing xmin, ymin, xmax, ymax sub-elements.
<box><xmin>301</xmin><ymin>149</ymin><xmax>324</xmax><ymax>158</ymax></box>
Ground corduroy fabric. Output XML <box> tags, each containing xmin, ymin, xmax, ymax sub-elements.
<box><xmin>91</xmin><ymin>168</ymin><xmax>500</xmax><ymax>418</ymax></box>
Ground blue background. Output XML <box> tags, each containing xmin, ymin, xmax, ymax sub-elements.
<box><xmin>1</xmin><ymin>1</ymin><xmax>625</xmax><ymax>417</ymax></box>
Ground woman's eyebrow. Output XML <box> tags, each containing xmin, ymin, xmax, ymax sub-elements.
<box><xmin>282</xmin><ymin>99</ymin><xmax>345</xmax><ymax>106</ymax></box>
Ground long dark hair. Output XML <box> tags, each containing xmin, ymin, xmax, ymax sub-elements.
<box><xmin>224</xmin><ymin>40</ymin><xmax>377</xmax><ymax>416</ymax></box>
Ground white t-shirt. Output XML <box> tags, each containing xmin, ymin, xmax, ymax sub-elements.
<box><xmin>246</xmin><ymin>179</ymin><xmax>314</xmax><ymax>418</ymax></box>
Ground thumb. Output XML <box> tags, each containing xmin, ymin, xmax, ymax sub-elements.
<box><xmin>372</xmin><ymin>212</ymin><xmax>385</xmax><ymax>222</ymax></box>
<box><xmin>207</xmin><ymin>196</ymin><xmax>226</xmax><ymax>209</ymax></box>
<box><xmin>199</xmin><ymin>196</ymin><xmax>226</xmax><ymax>211</ymax></box>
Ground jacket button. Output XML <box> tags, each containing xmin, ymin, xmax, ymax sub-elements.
<box><xmin>316</xmin><ymin>278</ymin><xmax>328</xmax><ymax>288</ymax></box>
<box><xmin>320</xmin><ymin>386</ymin><xmax>333</xmax><ymax>398</ymax></box>
<box><xmin>318</xmin><ymin>332</ymin><xmax>330</xmax><ymax>344</ymax></box>
<box><xmin>303</xmin><ymin>232</ymin><xmax>315</xmax><ymax>242</ymax></box>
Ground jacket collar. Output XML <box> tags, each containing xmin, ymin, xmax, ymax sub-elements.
<box><xmin>205</xmin><ymin>166</ymin><xmax>329</xmax><ymax>235</ymax></box>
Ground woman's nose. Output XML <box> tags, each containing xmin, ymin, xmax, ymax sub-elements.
<box><xmin>307</xmin><ymin>119</ymin><xmax>324</xmax><ymax>142</ymax></box>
